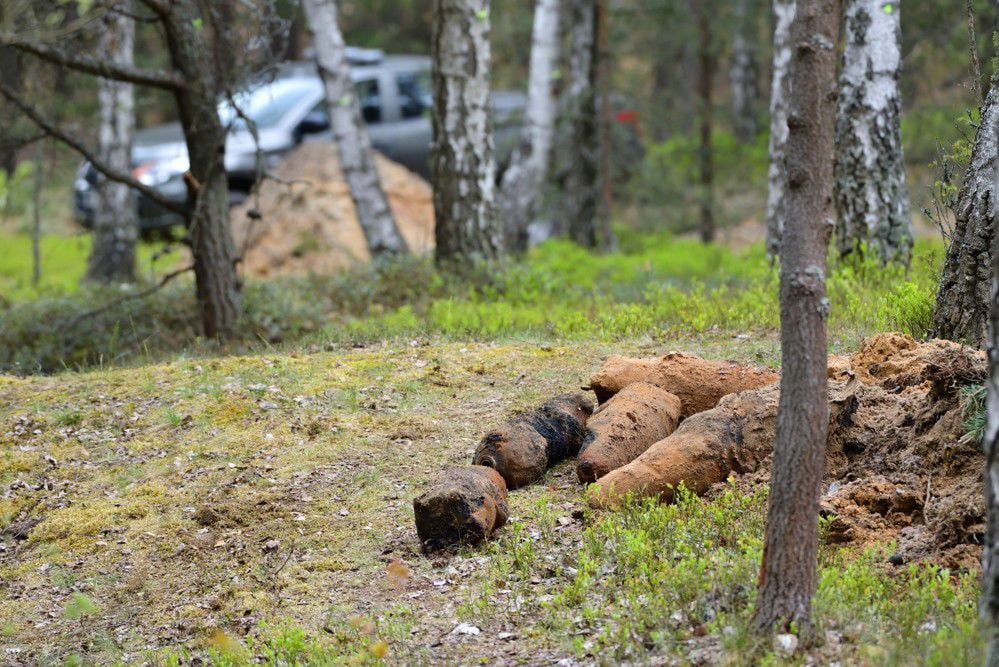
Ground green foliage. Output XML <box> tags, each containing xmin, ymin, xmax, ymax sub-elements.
<box><xmin>0</xmin><ymin>231</ymin><xmax>945</xmax><ymax>374</ymax></box>
<box><xmin>467</xmin><ymin>484</ymin><xmax>981</xmax><ymax>664</ymax></box>
<box><xmin>627</xmin><ymin>130</ymin><xmax>769</xmax><ymax>234</ymax></box>
<box><xmin>0</xmin><ymin>232</ymin><xmax>172</xmax><ymax>303</ymax></box>
<box><xmin>206</xmin><ymin>616</ymin><xmax>407</xmax><ymax>665</ymax></box>
<box><xmin>961</xmin><ymin>384</ymin><xmax>987</xmax><ymax>445</ymax></box>
<box><xmin>63</xmin><ymin>592</ymin><xmax>99</xmax><ymax>621</ymax></box>
<box><xmin>882</xmin><ymin>280</ymin><xmax>937</xmax><ymax>339</ymax></box>
<box><xmin>0</xmin><ymin>161</ymin><xmax>36</xmax><ymax>215</ymax></box>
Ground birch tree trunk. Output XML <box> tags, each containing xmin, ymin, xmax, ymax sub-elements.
<box><xmin>833</xmin><ymin>0</ymin><xmax>911</xmax><ymax>265</ymax></box>
<box><xmin>764</xmin><ymin>0</ymin><xmax>796</xmax><ymax>258</ymax></box>
<box><xmin>753</xmin><ymin>0</ymin><xmax>840</xmax><ymax>634</ymax></box>
<box><xmin>931</xmin><ymin>72</ymin><xmax>999</xmax><ymax>347</ymax></box>
<box><xmin>984</xmin><ymin>162</ymin><xmax>999</xmax><ymax>667</ymax></box>
<box><xmin>730</xmin><ymin>0</ymin><xmax>760</xmax><ymax>143</ymax></box>
<box><xmin>302</xmin><ymin>0</ymin><xmax>408</xmax><ymax>257</ymax></box>
<box><xmin>499</xmin><ymin>0</ymin><xmax>560</xmax><ymax>252</ymax></box>
<box><xmin>85</xmin><ymin>6</ymin><xmax>137</xmax><ymax>284</ymax></box>
<box><xmin>564</xmin><ymin>0</ymin><xmax>599</xmax><ymax>248</ymax></box>
<box><xmin>432</xmin><ymin>0</ymin><xmax>502</xmax><ymax>264</ymax></box>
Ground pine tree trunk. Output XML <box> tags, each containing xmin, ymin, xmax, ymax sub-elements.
<box><xmin>930</xmin><ymin>73</ymin><xmax>999</xmax><ymax>347</ymax></box>
<box><xmin>499</xmin><ymin>0</ymin><xmax>560</xmax><ymax>252</ymax></box>
<box><xmin>302</xmin><ymin>0</ymin><xmax>408</xmax><ymax>257</ymax></box>
<box><xmin>431</xmin><ymin>0</ymin><xmax>502</xmax><ymax>264</ymax></box>
<box><xmin>164</xmin><ymin>4</ymin><xmax>242</xmax><ymax>338</ymax></box>
<box><xmin>565</xmin><ymin>0</ymin><xmax>608</xmax><ymax>250</ymax></box>
<box><xmin>694</xmin><ymin>0</ymin><xmax>715</xmax><ymax>243</ymax></box>
<box><xmin>0</xmin><ymin>45</ymin><xmax>21</xmax><ymax>185</ymax></box>
<box><xmin>753</xmin><ymin>0</ymin><xmax>840</xmax><ymax>634</ymax></box>
<box><xmin>765</xmin><ymin>0</ymin><xmax>796</xmax><ymax>258</ymax></box>
<box><xmin>833</xmin><ymin>0</ymin><xmax>912</xmax><ymax>265</ymax></box>
<box><xmin>730</xmin><ymin>0</ymin><xmax>761</xmax><ymax>143</ymax></box>
<box><xmin>984</xmin><ymin>192</ymin><xmax>999</xmax><ymax>667</ymax></box>
<box><xmin>85</xmin><ymin>6</ymin><xmax>137</xmax><ymax>284</ymax></box>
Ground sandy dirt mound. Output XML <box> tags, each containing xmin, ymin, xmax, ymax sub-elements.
<box><xmin>848</xmin><ymin>332</ymin><xmax>985</xmax><ymax>391</ymax></box>
<box><xmin>231</xmin><ymin>141</ymin><xmax>435</xmax><ymax>277</ymax></box>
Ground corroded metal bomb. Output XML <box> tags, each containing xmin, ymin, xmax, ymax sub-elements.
<box><xmin>472</xmin><ymin>393</ymin><xmax>593</xmax><ymax>489</ymax></box>
<box><xmin>589</xmin><ymin>352</ymin><xmax>779</xmax><ymax>418</ymax></box>
<box><xmin>577</xmin><ymin>383</ymin><xmax>682</xmax><ymax>484</ymax></box>
<box><xmin>413</xmin><ymin>465</ymin><xmax>509</xmax><ymax>550</ymax></box>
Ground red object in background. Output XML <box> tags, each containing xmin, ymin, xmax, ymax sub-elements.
<box><xmin>614</xmin><ymin>109</ymin><xmax>638</xmax><ymax>124</ymax></box>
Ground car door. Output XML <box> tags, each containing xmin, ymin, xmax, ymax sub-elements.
<box><xmin>366</xmin><ymin>69</ymin><xmax>433</xmax><ymax>179</ymax></box>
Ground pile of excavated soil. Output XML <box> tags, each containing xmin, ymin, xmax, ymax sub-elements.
<box><xmin>230</xmin><ymin>141</ymin><xmax>435</xmax><ymax>277</ymax></box>
<box><xmin>719</xmin><ymin>334</ymin><xmax>987</xmax><ymax>570</ymax></box>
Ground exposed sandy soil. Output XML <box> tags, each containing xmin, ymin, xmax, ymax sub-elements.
<box><xmin>230</xmin><ymin>142</ymin><xmax>435</xmax><ymax>277</ymax></box>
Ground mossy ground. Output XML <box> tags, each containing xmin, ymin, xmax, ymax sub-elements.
<box><xmin>0</xmin><ymin>334</ymin><xmax>982</xmax><ymax>665</ymax></box>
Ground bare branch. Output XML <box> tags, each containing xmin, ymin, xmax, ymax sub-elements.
<box><xmin>0</xmin><ymin>81</ymin><xmax>188</xmax><ymax>216</ymax></box>
<box><xmin>65</xmin><ymin>264</ymin><xmax>194</xmax><ymax>329</ymax></box>
<box><xmin>0</xmin><ymin>34</ymin><xmax>186</xmax><ymax>90</ymax></box>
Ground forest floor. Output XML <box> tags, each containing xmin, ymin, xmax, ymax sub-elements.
<box><xmin>0</xmin><ymin>334</ymin><xmax>983</xmax><ymax>665</ymax></box>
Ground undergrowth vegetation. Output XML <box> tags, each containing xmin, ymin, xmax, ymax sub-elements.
<box><xmin>187</xmin><ymin>486</ymin><xmax>982</xmax><ymax>665</ymax></box>
<box><xmin>0</xmin><ymin>230</ymin><xmax>942</xmax><ymax>374</ymax></box>
<box><xmin>463</xmin><ymin>486</ymin><xmax>981</xmax><ymax>665</ymax></box>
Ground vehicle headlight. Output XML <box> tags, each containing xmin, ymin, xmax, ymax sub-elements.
<box><xmin>132</xmin><ymin>155</ymin><xmax>189</xmax><ymax>187</ymax></box>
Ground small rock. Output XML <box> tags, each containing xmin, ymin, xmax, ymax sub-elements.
<box><xmin>774</xmin><ymin>633</ymin><xmax>798</xmax><ymax>655</ymax></box>
<box><xmin>452</xmin><ymin>623</ymin><xmax>480</xmax><ymax>636</ymax></box>
<box><xmin>497</xmin><ymin>631</ymin><xmax>517</xmax><ymax>641</ymax></box>
<box><xmin>263</xmin><ymin>539</ymin><xmax>281</xmax><ymax>553</ymax></box>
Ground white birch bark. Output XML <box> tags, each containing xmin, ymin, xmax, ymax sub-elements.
<box><xmin>301</xmin><ymin>0</ymin><xmax>408</xmax><ymax>257</ymax></box>
<box><xmin>833</xmin><ymin>0</ymin><xmax>912</xmax><ymax>265</ymax></box>
<box><xmin>764</xmin><ymin>0</ymin><xmax>795</xmax><ymax>258</ymax></box>
<box><xmin>85</xmin><ymin>4</ymin><xmax>137</xmax><ymax>283</ymax></box>
<box><xmin>431</xmin><ymin>0</ymin><xmax>502</xmax><ymax>263</ymax></box>
<box><xmin>498</xmin><ymin>0</ymin><xmax>560</xmax><ymax>252</ymax></box>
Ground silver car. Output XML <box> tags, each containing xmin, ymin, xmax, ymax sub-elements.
<box><xmin>74</xmin><ymin>51</ymin><xmax>525</xmax><ymax>234</ymax></box>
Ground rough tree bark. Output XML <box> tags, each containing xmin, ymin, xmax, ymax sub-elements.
<box><xmin>162</xmin><ymin>3</ymin><xmax>242</xmax><ymax>337</ymax></box>
<box><xmin>984</xmin><ymin>160</ymin><xmax>999</xmax><ymax>667</ymax></box>
<box><xmin>833</xmin><ymin>0</ymin><xmax>912</xmax><ymax>265</ymax></box>
<box><xmin>693</xmin><ymin>0</ymin><xmax>715</xmax><ymax>244</ymax></box>
<box><xmin>85</xmin><ymin>5</ymin><xmax>137</xmax><ymax>284</ymax></box>
<box><xmin>499</xmin><ymin>0</ymin><xmax>560</xmax><ymax>253</ymax></box>
<box><xmin>565</xmin><ymin>0</ymin><xmax>614</xmax><ymax>250</ymax></box>
<box><xmin>930</xmin><ymin>71</ymin><xmax>999</xmax><ymax>347</ymax></box>
<box><xmin>302</xmin><ymin>0</ymin><xmax>408</xmax><ymax>257</ymax></box>
<box><xmin>431</xmin><ymin>0</ymin><xmax>502</xmax><ymax>264</ymax></box>
<box><xmin>753</xmin><ymin>0</ymin><xmax>840</xmax><ymax>635</ymax></box>
<box><xmin>730</xmin><ymin>0</ymin><xmax>760</xmax><ymax>143</ymax></box>
<box><xmin>764</xmin><ymin>0</ymin><xmax>796</xmax><ymax>258</ymax></box>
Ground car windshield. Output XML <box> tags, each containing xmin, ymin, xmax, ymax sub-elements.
<box><xmin>218</xmin><ymin>78</ymin><xmax>319</xmax><ymax>130</ymax></box>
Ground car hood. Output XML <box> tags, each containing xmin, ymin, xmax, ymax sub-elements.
<box><xmin>132</xmin><ymin>122</ymin><xmax>291</xmax><ymax>170</ymax></box>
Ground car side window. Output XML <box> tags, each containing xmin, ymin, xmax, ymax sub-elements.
<box><xmin>356</xmin><ymin>79</ymin><xmax>382</xmax><ymax>124</ymax></box>
<box><xmin>396</xmin><ymin>71</ymin><xmax>431</xmax><ymax>119</ymax></box>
